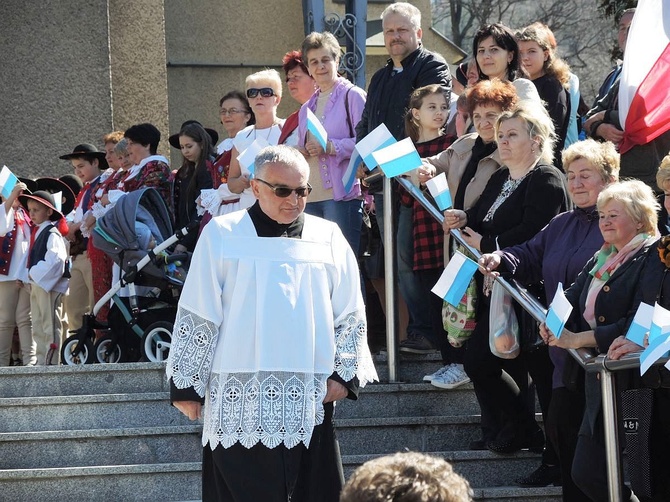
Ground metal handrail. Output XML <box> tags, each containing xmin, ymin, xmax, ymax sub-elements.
<box><xmin>386</xmin><ymin>174</ymin><xmax>664</xmax><ymax>502</ymax></box>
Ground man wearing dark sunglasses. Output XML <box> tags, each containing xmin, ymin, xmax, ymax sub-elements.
<box><xmin>168</xmin><ymin>145</ymin><xmax>378</xmax><ymax>502</ymax></box>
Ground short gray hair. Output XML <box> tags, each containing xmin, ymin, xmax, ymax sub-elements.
<box><xmin>381</xmin><ymin>2</ymin><xmax>421</xmax><ymax>31</ymax></box>
<box><xmin>254</xmin><ymin>145</ymin><xmax>309</xmax><ymax>179</ymax></box>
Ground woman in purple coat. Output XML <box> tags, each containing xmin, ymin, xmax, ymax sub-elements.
<box><xmin>479</xmin><ymin>139</ymin><xmax>620</xmax><ymax>500</ymax></box>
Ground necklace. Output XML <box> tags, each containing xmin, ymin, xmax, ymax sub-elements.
<box><xmin>483</xmin><ymin>168</ymin><xmax>533</xmax><ymax>222</ymax></box>
<box><xmin>254</xmin><ymin>122</ymin><xmax>277</xmax><ymax>142</ymax></box>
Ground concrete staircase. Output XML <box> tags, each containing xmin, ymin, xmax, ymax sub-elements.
<box><xmin>0</xmin><ymin>355</ymin><xmax>561</xmax><ymax>501</ymax></box>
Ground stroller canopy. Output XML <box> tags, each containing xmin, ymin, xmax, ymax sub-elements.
<box><xmin>93</xmin><ymin>188</ymin><xmax>173</xmax><ymax>273</ymax></box>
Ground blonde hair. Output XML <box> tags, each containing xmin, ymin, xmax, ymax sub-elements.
<box><xmin>340</xmin><ymin>452</ymin><xmax>473</xmax><ymax>502</ymax></box>
<box><xmin>515</xmin><ymin>22</ymin><xmax>571</xmax><ymax>87</ymax></box>
<box><xmin>495</xmin><ymin>102</ymin><xmax>556</xmax><ymax>165</ymax></box>
<box><xmin>381</xmin><ymin>2</ymin><xmax>421</xmax><ymax>31</ymax></box>
<box><xmin>245</xmin><ymin>69</ymin><xmax>282</xmax><ymax>98</ymax></box>
<box><xmin>562</xmin><ymin>139</ymin><xmax>620</xmax><ymax>183</ymax></box>
<box><xmin>655</xmin><ymin>154</ymin><xmax>670</xmax><ymax>190</ymax></box>
<box><xmin>597</xmin><ymin>179</ymin><xmax>659</xmax><ymax>236</ymax></box>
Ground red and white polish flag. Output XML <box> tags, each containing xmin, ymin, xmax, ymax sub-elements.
<box><xmin>618</xmin><ymin>0</ymin><xmax>670</xmax><ymax>154</ymax></box>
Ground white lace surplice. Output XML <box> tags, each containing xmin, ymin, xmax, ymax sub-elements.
<box><xmin>166</xmin><ymin>211</ymin><xmax>377</xmax><ymax>450</ymax></box>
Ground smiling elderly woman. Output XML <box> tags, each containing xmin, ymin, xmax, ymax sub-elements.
<box><xmin>541</xmin><ymin>179</ymin><xmax>659</xmax><ymax>501</ymax></box>
<box><xmin>478</xmin><ymin>139</ymin><xmax>620</xmax><ymax>496</ymax></box>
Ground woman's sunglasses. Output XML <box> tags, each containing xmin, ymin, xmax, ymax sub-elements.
<box><xmin>246</xmin><ymin>87</ymin><xmax>275</xmax><ymax>99</ymax></box>
<box><xmin>256</xmin><ymin>178</ymin><xmax>312</xmax><ymax>198</ymax></box>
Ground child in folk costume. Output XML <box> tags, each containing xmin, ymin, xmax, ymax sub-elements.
<box><xmin>58</xmin><ymin>144</ymin><xmax>106</xmax><ymax>332</ymax></box>
<box><xmin>0</xmin><ymin>181</ymin><xmax>36</xmax><ymax>366</ymax></box>
<box><xmin>19</xmin><ymin>190</ymin><xmax>70</xmax><ymax>365</ymax></box>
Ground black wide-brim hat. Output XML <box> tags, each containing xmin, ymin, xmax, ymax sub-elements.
<box><xmin>18</xmin><ymin>177</ymin><xmax>38</xmax><ymax>194</ymax></box>
<box><xmin>35</xmin><ymin>177</ymin><xmax>76</xmax><ymax>216</ymax></box>
<box><xmin>59</xmin><ymin>143</ymin><xmax>109</xmax><ymax>170</ymax></box>
<box><xmin>169</xmin><ymin>120</ymin><xmax>219</xmax><ymax>149</ymax></box>
<box><xmin>58</xmin><ymin>173</ymin><xmax>84</xmax><ymax>198</ymax></box>
<box><xmin>19</xmin><ymin>190</ymin><xmax>64</xmax><ymax>221</ymax></box>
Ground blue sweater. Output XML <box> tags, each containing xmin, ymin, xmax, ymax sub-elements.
<box><xmin>497</xmin><ymin>206</ymin><xmax>603</xmax><ymax>388</ymax></box>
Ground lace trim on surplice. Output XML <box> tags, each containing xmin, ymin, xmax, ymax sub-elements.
<box><xmin>203</xmin><ymin>371</ymin><xmax>329</xmax><ymax>450</ymax></box>
<box><xmin>166</xmin><ymin>306</ymin><xmax>220</xmax><ymax>397</ymax></box>
<box><xmin>333</xmin><ymin>310</ymin><xmax>378</xmax><ymax>387</ymax></box>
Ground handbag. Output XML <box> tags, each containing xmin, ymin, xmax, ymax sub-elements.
<box><xmin>489</xmin><ymin>281</ymin><xmax>520</xmax><ymax>359</ymax></box>
<box><xmin>442</xmin><ymin>274</ymin><xmax>477</xmax><ymax>347</ymax></box>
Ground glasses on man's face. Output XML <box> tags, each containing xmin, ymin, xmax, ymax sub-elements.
<box><xmin>246</xmin><ymin>87</ymin><xmax>275</xmax><ymax>99</ymax></box>
<box><xmin>256</xmin><ymin>178</ymin><xmax>312</xmax><ymax>198</ymax></box>
<box><xmin>219</xmin><ymin>108</ymin><xmax>247</xmax><ymax>116</ymax></box>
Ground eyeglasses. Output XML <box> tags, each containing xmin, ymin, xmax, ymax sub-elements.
<box><xmin>219</xmin><ymin>108</ymin><xmax>248</xmax><ymax>116</ymax></box>
<box><xmin>255</xmin><ymin>178</ymin><xmax>312</xmax><ymax>198</ymax></box>
<box><xmin>246</xmin><ymin>87</ymin><xmax>275</xmax><ymax>99</ymax></box>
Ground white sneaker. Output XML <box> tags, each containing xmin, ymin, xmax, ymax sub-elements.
<box><xmin>422</xmin><ymin>364</ymin><xmax>452</xmax><ymax>382</ymax></box>
<box><xmin>431</xmin><ymin>364</ymin><xmax>470</xmax><ymax>389</ymax></box>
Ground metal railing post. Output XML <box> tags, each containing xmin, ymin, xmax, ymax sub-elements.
<box><xmin>600</xmin><ymin>367</ymin><xmax>624</xmax><ymax>502</ymax></box>
<box><xmin>382</xmin><ymin>177</ymin><xmax>398</xmax><ymax>382</ymax></box>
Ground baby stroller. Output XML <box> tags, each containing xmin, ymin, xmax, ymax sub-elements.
<box><xmin>61</xmin><ymin>188</ymin><xmax>196</xmax><ymax>365</ymax></box>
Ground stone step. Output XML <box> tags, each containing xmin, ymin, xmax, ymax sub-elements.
<box><xmin>342</xmin><ymin>451</ymin><xmax>546</xmax><ymax>489</ymax></box>
<box><xmin>373</xmin><ymin>351</ymin><xmax>447</xmax><ymax>383</ymax></box>
<box><xmin>0</xmin><ymin>362</ymin><xmax>168</xmax><ymax>398</ymax></box>
<box><xmin>0</xmin><ymin>463</ymin><xmax>201</xmax><ymax>502</ymax></box>
<box><xmin>335</xmin><ymin>413</ymin><xmax>545</xmax><ymax>456</ymax></box>
<box><xmin>336</xmin><ymin>415</ymin><xmax>485</xmax><ymax>455</ymax></box>
<box><xmin>336</xmin><ymin>382</ymin><xmax>480</xmax><ymax>419</ymax></box>
<box><xmin>0</xmin><ymin>426</ymin><xmax>202</xmax><ymax>470</ymax></box>
<box><xmin>0</xmin><ymin>393</ymin><xmax>190</xmax><ymax>433</ymax></box>
<box><xmin>472</xmin><ymin>486</ymin><xmax>562</xmax><ymax>501</ymax></box>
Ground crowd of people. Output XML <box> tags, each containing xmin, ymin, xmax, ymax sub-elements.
<box><xmin>2</xmin><ymin>2</ymin><xmax>669</xmax><ymax>501</ymax></box>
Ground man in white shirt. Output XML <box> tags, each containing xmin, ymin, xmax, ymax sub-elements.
<box><xmin>167</xmin><ymin>145</ymin><xmax>377</xmax><ymax>502</ymax></box>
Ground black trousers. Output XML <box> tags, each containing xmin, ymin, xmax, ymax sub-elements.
<box><xmin>545</xmin><ymin>386</ymin><xmax>590</xmax><ymax>501</ymax></box>
<box><xmin>463</xmin><ymin>311</ymin><xmax>536</xmax><ymax>441</ymax></box>
<box><xmin>202</xmin><ymin>403</ymin><xmax>343</xmax><ymax>502</ymax></box>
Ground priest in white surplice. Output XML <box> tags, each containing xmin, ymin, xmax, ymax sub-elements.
<box><xmin>167</xmin><ymin>145</ymin><xmax>378</xmax><ymax>502</ymax></box>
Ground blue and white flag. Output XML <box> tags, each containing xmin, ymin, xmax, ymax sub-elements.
<box><xmin>342</xmin><ymin>148</ymin><xmax>362</xmax><ymax>194</ymax></box>
<box><xmin>626</xmin><ymin>302</ymin><xmax>654</xmax><ymax>346</ymax></box>
<box><xmin>425</xmin><ymin>172</ymin><xmax>452</xmax><ymax>211</ymax></box>
<box><xmin>431</xmin><ymin>250</ymin><xmax>478</xmax><ymax>307</ymax></box>
<box><xmin>545</xmin><ymin>283</ymin><xmax>572</xmax><ymax>339</ymax></box>
<box><xmin>237</xmin><ymin>138</ymin><xmax>270</xmax><ymax>177</ymax></box>
<box><xmin>52</xmin><ymin>191</ymin><xmax>63</xmax><ymax>213</ymax></box>
<box><xmin>356</xmin><ymin>123</ymin><xmax>396</xmax><ymax>170</ymax></box>
<box><xmin>639</xmin><ymin>302</ymin><xmax>670</xmax><ymax>375</ymax></box>
<box><xmin>306</xmin><ymin>108</ymin><xmax>328</xmax><ymax>151</ymax></box>
<box><xmin>0</xmin><ymin>165</ymin><xmax>19</xmax><ymax>199</ymax></box>
<box><xmin>372</xmin><ymin>137</ymin><xmax>423</xmax><ymax>178</ymax></box>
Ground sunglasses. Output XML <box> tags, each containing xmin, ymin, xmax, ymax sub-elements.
<box><xmin>256</xmin><ymin>178</ymin><xmax>312</xmax><ymax>198</ymax></box>
<box><xmin>246</xmin><ymin>87</ymin><xmax>275</xmax><ymax>99</ymax></box>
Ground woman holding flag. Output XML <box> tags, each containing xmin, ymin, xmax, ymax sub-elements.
<box><xmin>444</xmin><ymin>101</ymin><xmax>568</xmax><ymax>456</ymax></box>
<box><xmin>479</xmin><ymin>139</ymin><xmax>620</xmax><ymax>498</ymax></box>
<box><xmin>296</xmin><ymin>31</ymin><xmax>366</xmax><ymax>253</ymax></box>
<box><xmin>540</xmin><ymin>179</ymin><xmax>659</xmax><ymax>501</ymax></box>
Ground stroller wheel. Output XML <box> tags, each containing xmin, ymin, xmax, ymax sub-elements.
<box><xmin>94</xmin><ymin>335</ymin><xmax>124</xmax><ymax>364</ymax></box>
<box><xmin>61</xmin><ymin>335</ymin><xmax>94</xmax><ymax>365</ymax></box>
<box><xmin>142</xmin><ymin>321</ymin><xmax>173</xmax><ymax>362</ymax></box>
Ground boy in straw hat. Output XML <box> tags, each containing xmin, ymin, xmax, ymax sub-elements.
<box><xmin>19</xmin><ymin>190</ymin><xmax>69</xmax><ymax>365</ymax></box>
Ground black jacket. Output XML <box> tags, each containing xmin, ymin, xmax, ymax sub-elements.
<box><xmin>564</xmin><ymin>242</ymin><xmax>656</xmax><ymax>353</ymax></box>
<box><xmin>356</xmin><ymin>45</ymin><xmax>451</xmax><ymax>142</ymax></box>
